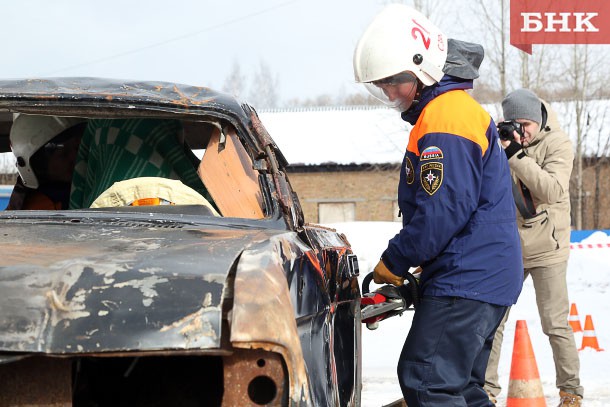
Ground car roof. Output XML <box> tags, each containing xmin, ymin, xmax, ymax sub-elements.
<box><xmin>0</xmin><ymin>77</ymin><xmax>244</xmax><ymax>112</ymax></box>
<box><xmin>0</xmin><ymin>77</ymin><xmax>267</xmax><ymax>155</ymax></box>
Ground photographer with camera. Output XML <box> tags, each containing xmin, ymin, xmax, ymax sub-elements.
<box><xmin>484</xmin><ymin>89</ymin><xmax>582</xmax><ymax>407</ymax></box>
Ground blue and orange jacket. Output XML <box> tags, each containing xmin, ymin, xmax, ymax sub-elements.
<box><xmin>382</xmin><ymin>76</ymin><xmax>523</xmax><ymax>306</ymax></box>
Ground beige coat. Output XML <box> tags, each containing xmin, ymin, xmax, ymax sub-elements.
<box><xmin>507</xmin><ymin>101</ymin><xmax>574</xmax><ymax>268</ymax></box>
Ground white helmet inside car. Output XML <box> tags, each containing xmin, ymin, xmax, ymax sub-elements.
<box><xmin>10</xmin><ymin>114</ymin><xmax>87</xmax><ymax>189</ymax></box>
<box><xmin>353</xmin><ymin>4</ymin><xmax>448</xmax><ymax>87</ymax></box>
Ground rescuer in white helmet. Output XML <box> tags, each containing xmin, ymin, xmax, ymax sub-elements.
<box><xmin>354</xmin><ymin>5</ymin><xmax>523</xmax><ymax>407</ymax></box>
<box><xmin>7</xmin><ymin>114</ymin><xmax>86</xmax><ymax>210</ymax></box>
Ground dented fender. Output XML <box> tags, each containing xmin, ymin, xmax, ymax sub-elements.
<box><xmin>231</xmin><ymin>232</ymin><xmax>313</xmax><ymax>405</ymax></box>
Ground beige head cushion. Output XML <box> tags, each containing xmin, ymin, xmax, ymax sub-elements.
<box><xmin>90</xmin><ymin>177</ymin><xmax>219</xmax><ymax>216</ymax></box>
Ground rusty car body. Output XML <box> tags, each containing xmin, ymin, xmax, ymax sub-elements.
<box><xmin>0</xmin><ymin>78</ymin><xmax>362</xmax><ymax>406</ymax></box>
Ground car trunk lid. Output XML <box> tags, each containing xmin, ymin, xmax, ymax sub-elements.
<box><xmin>0</xmin><ymin>220</ymin><xmax>276</xmax><ymax>354</ymax></box>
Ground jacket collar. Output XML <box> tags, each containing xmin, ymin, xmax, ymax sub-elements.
<box><xmin>401</xmin><ymin>75</ymin><xmax>474</xmax><ymax>125</ymax></box>
<box><xmin>528</xmin><ymin>99</ymin><xmax>558</xmax><ymax>145</ymax></box>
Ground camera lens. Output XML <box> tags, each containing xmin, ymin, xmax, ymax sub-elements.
<box><xmin>498</xmin><ymin>127</ymin><xmax>511</xmax><ymax>141</ymax></box>
<box><xmin>497</xmin><ymin>121</ymin><xmax>518</xmax><ymax>141</ymax></box>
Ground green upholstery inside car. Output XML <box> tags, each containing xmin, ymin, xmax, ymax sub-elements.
<box><xmin>69</xmin><ymin>118</ymin><xmax>212</xmax><ymax>209</ymax></box>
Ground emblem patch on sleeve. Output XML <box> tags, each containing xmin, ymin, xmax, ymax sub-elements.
<box><xmin>405</xmin><ymin>157</ymin><xmax>415</xmax><ymax>184</ymax></box>
<box><xmin>420</xmin><ymin>146</ymin><xmax>443</xmax><ymax>160</ymax></box>
<box><xmin>420</xmin><ymin>162</ymin><xmax>443</xmax><ymax>195</ymax></box>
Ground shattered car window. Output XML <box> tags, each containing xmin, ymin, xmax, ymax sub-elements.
<box><xmin>8</xmin><ymin>116</ymin><xmax>265</xmax><ymax>219</ymax></box>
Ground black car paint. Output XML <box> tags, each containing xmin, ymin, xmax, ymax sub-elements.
<box><xmin>0</xmin><ymin>78</ymin><xmax>362</xmax><ymax>406</ymax></box>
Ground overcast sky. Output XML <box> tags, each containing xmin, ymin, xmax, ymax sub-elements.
<box><xmin>1</xmin><ymin>0</ymin><xmax>472</xmax><ymax>104</ymax></box>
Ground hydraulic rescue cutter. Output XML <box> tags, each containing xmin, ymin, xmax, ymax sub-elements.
<box><xmin>360</xmin><ymin>271</ymin><xmax>419</xmax><ymax>330</ymax></box>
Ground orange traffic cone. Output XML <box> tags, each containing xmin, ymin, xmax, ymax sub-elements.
<box><xmin>568</xmin><ymin>303</ymin><xmax>582</xmax><ymax>332</ymax></box>
<box><xmin>579</xmin><ymin>315</ymin><xmax>604</xmax><ymax>351</ymax></box>
<box><xmin>506</xmin><ymin>320</ymin><xmax>547</xmax><ymax>407</ymax></box>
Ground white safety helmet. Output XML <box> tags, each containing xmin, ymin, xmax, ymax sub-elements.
<box><xmin>10</xmin><ymin>114</ymin><xmax>86</xmax><ymax>188</ymax></box>
<box><xmin>354</xmin><ymin>4</ymin><xmax>448</xmax><ymax>88</ymax></box>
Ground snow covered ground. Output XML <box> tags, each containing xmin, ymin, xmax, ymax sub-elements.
<box><xmin>326</xmin><ymin>222</ymin><xmax>610</xmax><ymax>407</ymax></box>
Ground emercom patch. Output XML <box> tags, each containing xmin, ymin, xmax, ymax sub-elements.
<box><xmin>405</xmin><ymin>157</ymin><xmax>415</xmax><ymax>184</ymax></box>
<box><xmin>420</xmin><ymin>162</ymin><xmax>443</xmax><ymax>195</ymax></box>
<box><xmin>420</xmin><ymin>146</ymin><xmax>443</xmax><ymax>161</ymax></box>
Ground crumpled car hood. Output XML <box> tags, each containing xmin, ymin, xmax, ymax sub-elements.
<box><xmin>0</xmin><ymin>220</ymin><xmax>281</xmax><ymax>354</ymax></box>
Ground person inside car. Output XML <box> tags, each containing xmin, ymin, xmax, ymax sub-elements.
<box><xmin>69</xmin><ymin>118</ymin><xmax>216</xmax><ymax>211</ymax></box>
<box><xmin>7</xmin><ymin>114</ymin><xmax>87</xmax><ymax>210</ymax></box>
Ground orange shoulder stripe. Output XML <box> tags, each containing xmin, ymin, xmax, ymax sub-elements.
<box><xmin>407</xmin><ymin>90</ymin><xmax>491</xmax><ymax>156</ymax></box>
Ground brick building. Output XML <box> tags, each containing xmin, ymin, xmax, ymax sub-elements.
<box><xmin>287</xmin><ymin>163</ymin><xmax>400</xmax><ymax>223</ymax></box>
<box><xmin>575</xmin><ymin>158</ymin><xmax>610</xmax><ymax>229</ymax></box>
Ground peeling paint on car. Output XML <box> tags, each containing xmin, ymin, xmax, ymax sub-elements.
<box><xmin>0</xmin><ymin>78</ymin><xmax>362</xmax><ymax>406</ymax></box>
<box><xmin>0</xmin><ymin>223</ymin><xmax>276</xmax><ymax>353</ymax></box>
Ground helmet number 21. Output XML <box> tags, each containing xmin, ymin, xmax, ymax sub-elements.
<box><xmin>411</xmin><ymin>19</ymin><xmax>430</xmax><ymax>50</ymax></box>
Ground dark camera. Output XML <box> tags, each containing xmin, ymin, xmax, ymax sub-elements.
<box><xmin>497</xmin><ymin>120</ymin><xmax>524</xmax><ymax>141</ymax></box>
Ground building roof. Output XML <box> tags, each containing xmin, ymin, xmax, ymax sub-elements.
<box><xmin>260</xmin><ymin>99</ymin><xmax>610</xmax><ymax>166</ymax></box>
<box><xmin>259</xmin><ymin>106</ymin><xmax>410</xmax><ymax>166</ymax></box>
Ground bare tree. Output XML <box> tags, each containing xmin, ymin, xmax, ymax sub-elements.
<box><xmin>586</xmin><ymin>103</ymin><xmax>610</xmax><ymax>229</ymax></box>
<box><xmin>471</xmin><ymin>0</ymin><xmax>509</xmax><ymax>97</ymax></box>
<box><xmin>526</xmin><ymin>47</ymin><xmax>555</xmax><ymax>95</ymax></box>
<box><xmin>222</xmin><ymin>60</ymin><xmax>246</xmax><ymax>100</ymax></box>
<box><xmin>470</xmin><ymin>0</ymin><xmax>557</xmax><ymax>99</ymax></box>
<box><xmin>248</xmin><ymin>60</ymin><xmax>280</xmax><ymax>109</ymax></box>
<box><xmin>341</xmin><ymin>93</ymin><xmax>384</xmax><ymax>106</ymax></box>
<box><xmin>563</xmin><ymin>45</ymin><xmax>597</xmax><ymax>229</ymax></box>
<box><xmin>382</xmin><ymin>0</ymin><xmax>450</xmax><ymax>26</ymax></box>
<box><xmin>519</xmin><ymin>52</ymin><xmax>530</xmax><ymax>89</ymax></box>
<box><xmin>410</xmin><ymin>0</ymin><xmax>447</xmax><ymax>24</ymax></box>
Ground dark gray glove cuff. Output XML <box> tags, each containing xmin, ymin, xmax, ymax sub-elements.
<box><xmin>504</xmin><ymin>141</ymin><xmax>522</xmax><ymax>160</ymax></box>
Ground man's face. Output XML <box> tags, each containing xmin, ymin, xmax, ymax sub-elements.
<box><xmin>376</xmin><ymin>81</ymin><xmax>418</xmax><ymax>112</ymax></box>
<box><xmin>45</xmin><ymin>134</ymin><xmax>82</xmax><ymax>183</ymax></box>
<box><xmin>515</xmin><ymin>119</ymin><xmax>539</xmax><ymax>146</ymax></box>
<box><xmin>370</xmin><ymin>71</ymin><xmax>419</xmax><ymax>112</ymax></box>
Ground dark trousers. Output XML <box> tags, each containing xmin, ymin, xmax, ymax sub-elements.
<box><xmin>397</xmin><ymin>296</ymin><xmax>507</xmax><ymax>407</ymax></box>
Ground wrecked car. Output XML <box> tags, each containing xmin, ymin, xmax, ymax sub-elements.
<box><xmin>0</xmin><ymin>78</ymin><xmax>362</xmax><ymax>406</ymax></box>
